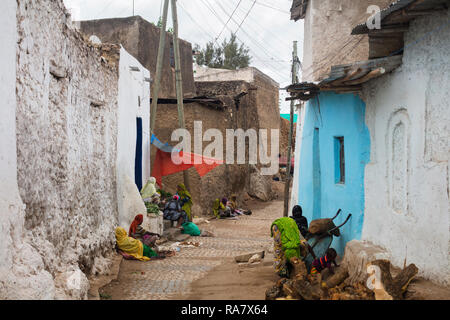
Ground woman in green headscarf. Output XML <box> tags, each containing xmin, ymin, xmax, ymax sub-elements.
<box><xmin>176</xmin><ymin>183</ymin><xmax>193</xmax><ymax>221</ymax></box>
<box><xmin>212</xmin><ymin>199</ymin><xmax>225</xmax><ymax>219</ymax></box>
<box><xmin>271</xmin><ymin>217</ymin><xmax>309</xmax><ymax>278</ymax></box>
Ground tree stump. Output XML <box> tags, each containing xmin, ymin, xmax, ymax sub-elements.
<box><xmin>367</xmin><ymin>260</ymin><xmax>418</xmax><ymax>300</ymax></box>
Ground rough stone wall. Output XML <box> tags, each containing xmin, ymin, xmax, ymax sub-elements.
<box><xmin>80</xmin><ymin>16</ymin><xmax>196</xmax><ymax>98</ymax></box>
<box><xmin>15</xmin><ymin>0</ymin><xmax>120</xmax><ymax>299</ymax></box>
<box><xmin>155</xmin><ymin>81</ymin><xmax>256</xmax><ymax>216</ymax></box>
<box><xmin>280</xmin><ymin>117</ymin><xmax>296</xmax><ymax>157</ymax></box>
<box><xmin>302</xmin><ymin>0</ymin><xmax>393</xmax><ymax>81</ymax></box>
<box><xmin>361</xmin><ymin>9</ymin><xmax>450</xmax><ymax>285</ymax></box>
<box><xmin>0</xmin><ymin>0</ymin><xmax>55</xmax><ymax>300</ymax></box>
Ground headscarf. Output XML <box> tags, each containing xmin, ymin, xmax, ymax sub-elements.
<box><xmin>291</xmin><ymin>205</ymin><xmax>308</xmax><ymax>237</ymax></box>
<box><xmin>129</xmin><ymin>214</ymin><xmax>144</xmax><ymax>236</ymax></box>
<box><xmin>212</xmin><ymin>199</ymin><xmax>225</xmax><ymax>219</ymax></box>
<box><xmin>221</xmin><ymin>198</ymin><xmax>228</xmax><ymax>206</ymax></box>
<box><xmin>229</xmin><ymin>194</ymin><xmax>237</xmax><ymax>210</ymax></box>
<box><xmin>271</xmin><ymin>217</ymin><xmax>301</xmax><ymax>260</ymax></box>
<box><xmin>177</xmin><ymin>183</ymin><xmax>193</xmax><ymax>221</ymax></box>
<box><xmin>115</xmin><ymin>227</ymin><xmax>150</xmax><ymax>261</ymax></box>
<box><xmin>173</xmin><ymin>195</ymin><xmax>180</xmax><ymax>201</ymax></box>
<box><xmin>141</xmin><ymin>177</ymin><xmax>157</xmax><ymax>199</ymax></box>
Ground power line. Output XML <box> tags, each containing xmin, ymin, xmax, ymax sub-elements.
<box><xmin>214</xmin><ymin>0</ymin><xmax>244</xmax><ymax>46</ymax></box>
<box><xmin>235</xmin><ymin>0</ymin><xmax>256</xmax><ymax>36</ymax></box>
<box><xmin>213</xmin><ymin>1</ymin><xmax>289</xmax><ymax>71</ymax></box>
<box><xmin>231</xmin><ymin>1</ymin><xmax>293</xmax><ymax>48</ymax></box>
<box><xmin>253</xmin><ymin>0</ymin><xmax>290</xmax><ymax>14</ymax></box>
<box><xmin>219</xmin><ymin>0</ymin><xmax>293</xmax><ymax>61</ymax></box>
<box><xmin>178</xmin><ymin>2</ymin><xmax>216</xmax><ymax>42</ymax></box>
<box><xmin>201</xmin><ymin>0</ymin><xmax>289</xmax><ymax>81</ymax></box>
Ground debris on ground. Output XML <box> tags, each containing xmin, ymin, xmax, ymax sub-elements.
<box><xmin>235</xmin><ymin>251</ymin><xmax>265</xmax><ymax>263</ymax></box>
<box><xmin>248</xmin><ymin>254</ymin><xmax>263</xmax><ymax>264</ymax></box>
<box><xmin>265</xmin><ymin>257</ymin><xmax>418</xmax><ymax>300</ymax></box>
<box><xmin>193</xmin><ymin>217</ymin><xmax>210</xmax><ymax>225</ymax></box>
<box><xmin>179</xmin><ymin>241</ymin><xmax>202</xmax><ymax>248</ymax></box>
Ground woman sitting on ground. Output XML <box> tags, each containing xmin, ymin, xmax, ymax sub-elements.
<box><xmin>141</xmin><ymin>177</ymin><xmax>161</xmax><ymax>204</ymax></box>
<box><xmin>212</xmin><ymin>198</ymin><xmax>232</xmax><ymax>219</ymax></box>
<box><xmin>180</xmin><ymin>220</ymin><xmax>215</xmax><ymax>237</ymax></box>
<box><xmin>271</xmin><ymin>217</ymin><xmax>311</xmax><ymax>278</ymax></box>
<box><xmin>228</xmin><ymin>194</ymin><xmax>252</xmax><ymax>216</ymax></box>
<box><xmin>176</xmin><ymin>183</ymin><xmax>193</xmax><ymax>222</ymax></box>
<box><xmin>129</xmin><ymin>214</ymin><xmax>161</xmax><ymax>248</ymax></box>
<box><xmin>115</xmin><ymin>227</ymin><xmax>161</xmax><ymax>261</ymax></box>
<box><xmin>163</xmin><ymin>195</ymin><xmax>188</xmax><ymax>228</ymax></box>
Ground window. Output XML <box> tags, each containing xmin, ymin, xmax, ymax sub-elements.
<box><xmin>334</xmin><ymin>137</ymin><xmax>345</xmax><ymax>184</ymax></box>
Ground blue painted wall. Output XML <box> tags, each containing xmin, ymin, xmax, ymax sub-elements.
<box><xmin>296</xmin><ymin>92</ymin><xmax>370</xmax><ymax>255</ymax></box>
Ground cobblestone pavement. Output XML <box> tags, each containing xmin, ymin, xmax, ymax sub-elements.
<box><xmin>100</xmin><ymin>200</ymin><xmax>282</xmax><ymax>300</ymax></box>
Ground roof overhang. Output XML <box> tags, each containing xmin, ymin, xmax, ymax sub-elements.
<box><xmin>285</xmin><ymin>55</ymin><xmax>403</xmax><ymax>101</ymax></box>
<box><xmin>291</xmin><ymin>0</ymin><xmax>309</xmax><ymax>21</ymax></box>
<box><xmin>352</xmin><ymin>0</ymin><xmax>449</xmax><ymax>59</ymax></box>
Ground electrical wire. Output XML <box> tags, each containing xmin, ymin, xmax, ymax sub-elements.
<box><xmin>234</xmin><ymin>0</ymin><xmax>256</xmax><ymax>36</ymax></box>
<box><xmin>214</xmin><ymin>0</ymin><xmax>244</xmax><ymax>46</ymax></box>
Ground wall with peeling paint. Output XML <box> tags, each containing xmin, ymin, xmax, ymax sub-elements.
<box><xmin>362</xmin><ymin>10</ymin><xmax>450</xmax><ymax>285</ymax></box>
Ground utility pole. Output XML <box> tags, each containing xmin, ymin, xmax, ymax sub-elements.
<box><xmin>149</xmin><ymin>0</ymin><xmax>169</xmax><ymax>181</ymax></box>
<box><xmin>150</xmin><ymin>0</ymin><xmax>190</xmax><ymax>190</ymax></box>
<box><xmin>171</xmin><ymin>0</ymin><xmax>191</xmax><ymax>191</ymax></box>
<box><xmin>150</xmin><ymin>0</ymin><xmax>169</xmax><ymax>134</ymax></box>
<box><xmin>132</xmin><ymin>0</ymin><xmax>134</xmax><ymax>16</ymax></box>
<box><xmin>283</xmin><ymin>41</ymin><xmax>298</xmax><ymax>217</ymax></box>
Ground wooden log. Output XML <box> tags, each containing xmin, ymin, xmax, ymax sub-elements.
<box><xmin>265</xmin><ymin>285</ymin><xmax>282</xmax><ymax>300</ymax></box>
<box><xmin>282</xmin><ymin>280</ymin><xmax>302</xmax><ymax>300</ymax></box>
<box><xmin>343</xmin><ymin>68</ymin><xmax>386</xmax><ymax>85</ymax></box>
<box><xmin>289</xmin><ymin>257</ymin><xmax>308</xmax><ymax>281</ymax></box>
<box><xmin>368</xmin><ymin>260</ymin><xmax>418</xmax><ymax>300</ymax></box>
<box><xmin>325</xmin><ymin>267</ymin><xmax>349</xmax><ymax>288</ymax></box>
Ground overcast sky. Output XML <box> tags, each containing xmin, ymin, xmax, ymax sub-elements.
<box><xmin>64</xmin><ymin>0</ymin><xmax>304</xmax><ymax>114</ymax></box>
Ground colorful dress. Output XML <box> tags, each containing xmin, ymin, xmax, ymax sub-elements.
<box><xmin>271</xmin><ymin>217</ymin><xmax>304</xmax><ymax>278</ymax></box>
<box><xmin>115</xmin><ymin>227</ymin><xmax>156</xmax><ymax>261</ymax></box>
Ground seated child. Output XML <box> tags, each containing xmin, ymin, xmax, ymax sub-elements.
<box><xmin>310</xmin><ymin>248</ymin><xmax>339</xmax><ymax>275</ymax></box>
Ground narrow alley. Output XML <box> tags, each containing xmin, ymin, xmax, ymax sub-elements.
<box><xmin>98</xmin><ymin>200</ymin><xmax>281</xmax><ymax>300</ymax></box>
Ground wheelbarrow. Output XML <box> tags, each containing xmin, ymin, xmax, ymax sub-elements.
<box><xmin>302</xmin><ymin>209</ymin><xmax>352</xmax><ymax>272</ymax></box>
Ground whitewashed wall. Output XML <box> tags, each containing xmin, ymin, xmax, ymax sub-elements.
<box><xmin>117</xmin><ymin>46</ymin><xmax>151</xmax><ymax>229</ymax></box>
<box><xmin>290</xmin><ymin>104</ymin><xmax>306</xmax><ymax>213</ymax></box>
<box><xmin>362</xmin><ymin>10</ymin><xmax>450</xmax><ymax>285</ymax></box>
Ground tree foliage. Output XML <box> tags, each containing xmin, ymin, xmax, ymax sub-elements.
<box><xmin>194</xmin><ymin>34</ymin><xmax>251</xmax><ymax>70</ymax></box>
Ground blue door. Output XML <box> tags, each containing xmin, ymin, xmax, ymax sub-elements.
<box><xmin>135</xmin><ymin>117</ymin><xmax>143</xmax><ymax>191</ymax></box>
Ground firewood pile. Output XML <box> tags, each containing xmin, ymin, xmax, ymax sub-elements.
<box><xmin>265</xmin><ymin>257</ymin><xmax>418</xmax><ymax>300</ymax></box>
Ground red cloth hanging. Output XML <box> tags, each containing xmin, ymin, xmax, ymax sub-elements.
<box><xmin>152</xmin><ymin>149</ymin><xmax>223</xmax><ymax>187</ymax></box>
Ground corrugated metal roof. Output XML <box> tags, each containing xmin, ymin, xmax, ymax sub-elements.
<box><xmin>352</xmin><ymin>0</ymin><xmax>449</xmax><ymax>34</ymax></box>
<box><xmin>291</xmin><ymin>0</ymin><xmax>309</xmax><ymax>21</ymax></box>
<box><xmin>285</xmin><ymin>55</ymin><xmax>404</xmax><ymax>101</ymax></box>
